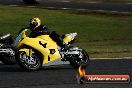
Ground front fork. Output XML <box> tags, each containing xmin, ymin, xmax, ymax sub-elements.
<box><xmin>21</xmin><ymin>49</ymin><xmax>36</xmax><ymax>65</ymax></box>
<box><xmin>29</xmin><ymin>49</ymin><xmax>33</xmax><ymax>58</ymax></box>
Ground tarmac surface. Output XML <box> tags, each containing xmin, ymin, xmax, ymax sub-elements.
<box><xmin>0</xmin><ymin>0</ymin><xmax>132</xmax><ymax>88</ymax></box>
<box><xmin>0</xmin><ymin>59</ymin><xmax>132</xmax><ymax>88</ymax></box>
<box><xmin>0</xmin><ymin>0</ymin><xmax>132</xmax><ymax>12</ymax></box>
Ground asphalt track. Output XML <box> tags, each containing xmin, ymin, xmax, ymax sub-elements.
<box><xmin>0</xmin><ymin>59</ymin><xmax>132</xmax><ymax>88</ymax></box>
<box><xmin>0</xmin><ymin>0</ymin><xmax>132</xmax><ymax>88</ymax></box>
<box><xmin>0</xmin><ymin>0</ymin><xmax>132</xmax><ymax>12</ymax></box>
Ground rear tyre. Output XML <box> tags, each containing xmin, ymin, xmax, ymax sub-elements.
<box><xmin>0</xmin><ymin>46</ymin><xmax>17</xmax><ymax>65</ymax></box>
<box><xmin>16</xmin><ymin>50</ymin><xmax>42</xmax><ymax>71</ymax></box>
<box><xmin>69</xmin><ymin>49</ymin><xmax>89</xmax><ymax>69</ymax></box>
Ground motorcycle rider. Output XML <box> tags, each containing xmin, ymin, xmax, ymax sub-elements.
<box><xmin>29</xmin><ymin>17</ymin><xmax>49</xmax><ymax>37</ymax></box>
<box><xmin>20</xmin><ymin>17</ymin><xmax>67</xmax><ymax>49</ymax></box>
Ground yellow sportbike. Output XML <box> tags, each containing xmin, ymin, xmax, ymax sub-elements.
<box><xmin>15</xmin><ymin>29</ymin><xmax>89</xmax><ymax>71</ymax></box>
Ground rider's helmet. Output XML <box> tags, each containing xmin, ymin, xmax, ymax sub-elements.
<box><xmin>29</xmin><ymin>17</ymin><xmax>41</xmax><ymax>28</ymax></box>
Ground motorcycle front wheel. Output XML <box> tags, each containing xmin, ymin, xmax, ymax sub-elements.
<box><xmin>16</xmin><ymin>50</ymin><xmax>42</xmax><ymax>71</ymax></box>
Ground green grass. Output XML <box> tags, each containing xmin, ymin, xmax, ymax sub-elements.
<box><xmin>0</xmin><ymin>5</ymin><xmax>132</xmax><ymax>58</ymax></box>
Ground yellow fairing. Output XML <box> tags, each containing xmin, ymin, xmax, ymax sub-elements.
<box><xmin>63</xmin><ymin>36</ymin><xmax>72</xmax><ymax>44</ymax></box>
<box><xmin>19</xmin><ymin>49</ymin><xmax>31</xmax><ymax>56</ymax></box>
<box><xmin>17</xmin><ymin>35</ymin><xmax>61</xmax><ymax>64</ymax></box>
<box><xmin>20</xmin><ymin>29</ymin><xmax>28</xmax><ymax>39</ymax></box>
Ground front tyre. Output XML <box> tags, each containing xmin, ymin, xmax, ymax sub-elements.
<box><xmin>69</xmin><ymin>49</ymin><xmax>89</xmax><ymax>69</ymax></box>
<box><xmin>16</xmin><ymin>51</ymin><xmax>42</xmax><ymax>71</ymax></box>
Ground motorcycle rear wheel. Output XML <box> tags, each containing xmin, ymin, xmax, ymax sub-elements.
<box><xmin>16</xmin><ymin>50</ymin><xmax>42</xmax><ymax>71</ymax></box>
<box><xmin>69</xmin><ymin>49</ymin><xmax>89</xmax><ymax>69</ymax></box>
<box><xmin>0</xmin><ymin>54</ymin><xmax>16</xmax><ymax>65</ymax></box>
<box><xmin>0</xmin><ymin>46</ymin><xmax>17</xmax><ymax>65</ymax></box>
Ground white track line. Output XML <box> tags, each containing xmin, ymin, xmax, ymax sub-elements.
<box><xmin>7</xmin><ymin>4</ymin><xmax>132</xmax><ymax>14</ymax></box>
<box><xmin>0</xmin><ymin>57</ymin><xmax>132</xmax><ymax>64</ymax></box>
<box><xmin>63</xmin><ymin>1</ymin><xmax>70</xmax><ymax>3</ymax></box>
<box><xmin>78</xmin><ymin>9</ymin><xmax>87</xmax><ymax>10</ymax></box>
<box><xmin>92</xmin><ymin>57</ymin><xmax>132</xmax><ymax>60</ymax></box>
<box><xmin>61</xmin><ymin>8</ymin><xmax>70</xmax><ymax>10</ymax></box>
<box><xmin>111</xmin><ymin>11</ymin><xmax>118</xmax><ymax>13</ymax></box>
<box><xmin>127</xmin><ymin>3</ymin><xmax>132</xmax><ymax>4</ymax></box>
<box><xmin>87</xmin><ymin>2</ymin><xmax>99</xmax><ymax>3</ymax></box>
